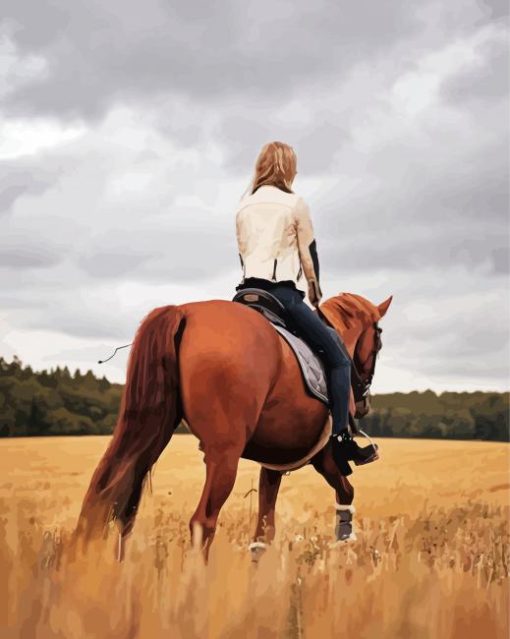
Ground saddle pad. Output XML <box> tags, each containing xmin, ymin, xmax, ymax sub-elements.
<box><xmin>272</xmin><ymin>324</ymin><xmax>329</xmax><ymax>405</ymax></box>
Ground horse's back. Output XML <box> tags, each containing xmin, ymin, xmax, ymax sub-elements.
<box><xmin>179</xmin><ymin>300</ymin><xmax>281</xmax><ymax>371</ymax></box>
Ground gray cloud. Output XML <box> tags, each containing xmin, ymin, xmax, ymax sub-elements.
<box><xmin>0</xmin><ymin>277</ymin><xmax>139</xmax><ymax>339</ymax></box>
<box><xmin>337</xmin><ymin>267</ymin><xmax>509</xmax><ymax>387</ymax></box>
<box><xmin>0</xmin><ymin>245</ymin><xmax>62</xmax><ymax>268</ymax></box>
<box><xmin>0</xmin><ymin>163</ymin><xmax>57</xmax><ymax>213</ymax></box>
<box><xmin>76</xmin><ymin>249</ymin><xmax>154</xmax><ymax>279</ymax></box>
<box><xmin>2</xmin><ymin>0</ymin><xmax>424</xmax><ymax>119</ymax></box>
<box><xmin>76</xmin><ymin>227</ymin><xmax>237</xmax><ymax>283</ymax></box>
<box><xmin>480</xmin><ymin>0</ymin><xmax>508</xmax><ymax>20</ymax></box>
<box><xmin>441</xmin><ymin>35</ymin><xmax>509</xmax><ymax>103</ymax></box>
<box><xmin>0</xmin><ymin>0</ymin><xmax>508</xmax><ymax>391</ymax></box>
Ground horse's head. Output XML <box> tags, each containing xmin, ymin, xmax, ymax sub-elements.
<box><xmin>319</xmin><ymin>293</ymin><xmax>393</xmax><ymax>418</ymax></box>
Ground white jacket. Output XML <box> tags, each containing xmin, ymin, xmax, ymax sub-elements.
<box><xmin>235</xmin><ymin>185</ymin><xmax>322</xmax><ymax>304</ymax></box>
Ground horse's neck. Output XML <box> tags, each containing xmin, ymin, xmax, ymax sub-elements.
<box><xmin>320</xmin><ymin>308</ymin><xmax>364</xmax><ymax>358</ymax></box>
<box><xmin>338</xmin><ymin>325</ymin><xmax>362</xmax><ymax>359</ymax></box>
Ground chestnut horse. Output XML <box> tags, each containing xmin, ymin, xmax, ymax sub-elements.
<box><xmin>76</xmin><ymin>292</ymin><xmax>392</xmax><ymax>554</ymax></box>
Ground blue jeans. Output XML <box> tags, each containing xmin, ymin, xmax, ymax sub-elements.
<box><xmin>268</xmin><ymin>284</ymin><xmax>351</xmax><ymax>435</ymax></box>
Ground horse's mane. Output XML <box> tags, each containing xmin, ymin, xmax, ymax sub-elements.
<box><xmin>320</xmin><ymin>292</ymin><xmax>379</xmax><ymax>330</ymax></box>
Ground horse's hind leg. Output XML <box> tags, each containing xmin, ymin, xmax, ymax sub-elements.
<box><xmin>311</xmin><ymin>443</ymin><xmax>356</xmax><ymax>542</ymax></box>
<box><xmin>250</xmin><ymin>467</ymin><xmax>282</xmax><ymax>559</ymax></box>
<box><xmin>189</xmin><ymin>444</ymin><xmax>242</xmax><ymax>556</ymax></box>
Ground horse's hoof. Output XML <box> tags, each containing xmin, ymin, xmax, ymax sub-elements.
<box><xmin>330</xmin><ymin>532</ymin><xmax>358</xmax><ymax>547</ymax></box>
<box><xmin>249</xmin><ymin>541</ymin><xmax>267</xmax><ymax>563</ymax></box>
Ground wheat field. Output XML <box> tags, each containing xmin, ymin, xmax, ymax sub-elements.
<box><xmin>1</xmin><ymin>435</ymin><xmax>508</xmax><ymax>638</ymax></box>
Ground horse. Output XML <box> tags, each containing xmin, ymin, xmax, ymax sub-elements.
<box><xmin>76</xmin><ymin>292</ymin><xmax>392</xmax><ymax>556</ymax></box>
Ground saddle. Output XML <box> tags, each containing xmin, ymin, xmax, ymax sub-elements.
<box><xmin>232</xmin><ymin>288</ymin><xmax>330</xmax><ymax>405</ymax></box>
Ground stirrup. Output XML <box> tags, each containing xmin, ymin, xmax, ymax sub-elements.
<box><xmin>352</xmin><ymin>430</ymin><xmax>380</xmax><ymax>466</ymax></box>
<box><xmin>333</xmin><ymin>430</ymin><xmax>380</xmax><ymax>466</ymax></box>
<box><xmin>357</xmin><ymin>427</ymin><xmax>377</xmax><ymax>449</ymax></box>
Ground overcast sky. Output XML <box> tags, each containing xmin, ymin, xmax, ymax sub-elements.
<box><xmin>1</xmin><ymin>0</ymin><xmax>509</xmax><ymax>393</ymax></box>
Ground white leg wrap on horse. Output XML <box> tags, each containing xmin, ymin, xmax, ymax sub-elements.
<box><xmin>334</xmin><ymin>503</ymin><xmax>356</xmax><ymax>542</ymax></box>
<box><xmin>249</xmin><ymin>540</ymin><xmax>268</xmax><ymax>563</ymax></box>
<box><xmin>335</xmin><ymin>503</ymin><xmax>355</xmax><ymax>514</ymax></box>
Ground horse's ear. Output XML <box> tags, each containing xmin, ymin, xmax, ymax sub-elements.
<box><xmin>377</xmin><ymin>295</ymin><xmax>393</xmax><ymax>318</ymax></box>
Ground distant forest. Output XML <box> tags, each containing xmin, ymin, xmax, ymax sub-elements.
<box><xmin>0</xmin><ymin>356</ymin><xmax>508</xmax><ymax>441</ymax></box>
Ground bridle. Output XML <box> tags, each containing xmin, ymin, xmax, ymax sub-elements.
<box><xmin>351</xmin><ymin>322</ymin><xmax>383</xmax><ymax>403</ymax></box>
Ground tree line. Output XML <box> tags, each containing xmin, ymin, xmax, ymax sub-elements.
<box><xmin>0</xmin><ymin>356</ymin><xmax>508</xmax><ymax>441</ymax></box>
<box><xmin>361</xmin><ymin>390</ymin><xmax>508</xmax><ymax>442</ymax></box>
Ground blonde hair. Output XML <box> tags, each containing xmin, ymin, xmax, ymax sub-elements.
<box><xmin>246</xmin><ymin>141</ymin><xmax>297</xmax><ymax>196</ymax></box>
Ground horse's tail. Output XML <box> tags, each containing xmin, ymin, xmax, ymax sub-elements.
<box><xmin>76</xmin><ymin>305</ymin><xmax>185</xmax><ymax>543</ymax></box>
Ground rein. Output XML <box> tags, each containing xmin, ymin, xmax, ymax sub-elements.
<box><xmin>351</xmin><ymin>323</ymin><xmax>382</xmax><ymax>402</ymax></box>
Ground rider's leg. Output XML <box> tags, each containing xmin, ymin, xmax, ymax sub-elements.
<box><xmin>271</xmin><ymin>285</ymin><xmax>350</xmax><ymax>430</ymax></box>
<box><xmin>270</xmin><ymin>285</ymin><xmax>378</xmax><ymax>466</ymax></box>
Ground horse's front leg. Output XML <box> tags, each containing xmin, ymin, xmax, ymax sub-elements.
<box><xmin>311</xmin><ymin>444</ymin><xmax>356</xmax><ymax>542</ymax></box>
<box><xmin>250</xmin><ymin>467</ymin><xmax>282</xmax><ymax>560</ymax></box>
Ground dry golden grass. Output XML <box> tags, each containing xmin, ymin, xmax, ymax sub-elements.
<box><xmin>1</xmin><ymin>435</ymin><xmax>509</xmax><ymax>638</ymax></box>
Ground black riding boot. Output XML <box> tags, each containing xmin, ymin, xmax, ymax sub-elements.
<box><xmin>326</xmin><ymin>363</ymin><xmax>379</xmax><ymax>473</ymax></box>
<box><xmin>331</xmin><ymin>431</ymin><xmax>379</xmax><ymax>475</ymax></box>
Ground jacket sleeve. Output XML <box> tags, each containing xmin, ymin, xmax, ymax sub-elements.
<box><xmin>294</xmin><ymin>197</ymin><xmax>323</xmax><ymax>301</ymax></box>
<box><xmin>236</xmin><ymin>211</ymin><xmax>246</xmax><ymax>272</ymax></box>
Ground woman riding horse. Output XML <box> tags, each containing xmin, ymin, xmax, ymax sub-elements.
<box><xmin>76</xmin><ymin>142</ymin><xmax>391</xmax><ymax>554</ymax></box>
<box><xmin>235</xmin><ymin>141</ymin><xmax>377</xmax><ymax>469</ymax></box>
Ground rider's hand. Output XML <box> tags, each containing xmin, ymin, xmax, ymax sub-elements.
<box><xmin>308</xmin><ymin>281</ymin><xmax>322</xmax><ymax>308</ymax></box>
